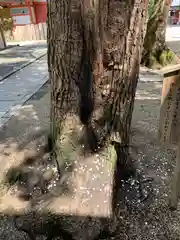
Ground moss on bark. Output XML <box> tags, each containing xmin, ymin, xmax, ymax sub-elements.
<box><xmin>142</xmin><ymin>0</ymin><xmax>177</xmax><ymax>69</ymax></box>
<box><xmin>147</xmin><ymin>49</ymin><xmax>177</xmax><ymax>69</ymax></box>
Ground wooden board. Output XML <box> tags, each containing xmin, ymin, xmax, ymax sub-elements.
<box><xmin>159</xmin><ymin>74</ymin><xmax>180</xmax><ymax>146</ymax></box>
<box><xmin>155</xmin><ymin>64</ymin><xmax>180</xmax><ymax>77</ymax></box>
<box><xmin>161</xmin><ymin>74</ymin><xmax>180</xmax><ymax>104</ymax></box>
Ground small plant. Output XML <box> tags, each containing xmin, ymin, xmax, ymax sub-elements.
<box><xmin>159</xmin><ymin>51</ymin><xmax>168</xmax><ymax>66</ymax></box>
<box><xmin>166</xmin><ymin>50</ymin><xmax>175</xmax><ymax>63</ymax></box>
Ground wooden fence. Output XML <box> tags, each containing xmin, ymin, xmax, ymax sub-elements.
<box><xmin>5</xmin><ymin>22</ymin><xmax>47</xmax><ymax>42</ymax></box>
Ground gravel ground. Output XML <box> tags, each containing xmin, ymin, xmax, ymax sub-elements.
<box><xmin>0</xmin><ymin>74</ymin><xmax>179</xmax><ymax>239</ymax></box>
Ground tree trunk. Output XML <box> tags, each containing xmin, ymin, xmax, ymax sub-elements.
<box><xmin>47</xmin><ymin>0</ymin><xmax>148</xmax><ymax>175</ymax></box>
<box><xmin>142</xmin><ymin>0</ymin><xmax>174</xmax><ymax>68</ymax></box>
<box><xmin>0</xmin><ymin>17</ymin><xmax>6</xmax><ymax>49</ymax></box>
<box><xmin>155</xmin><ymin>0</ymin><xmax>170</xmax><ymax>51</ymax></box>
<box><xmin>102</xmin><ymin>1</ymin><xmax>148</xmax><ymax>145</ymax></box>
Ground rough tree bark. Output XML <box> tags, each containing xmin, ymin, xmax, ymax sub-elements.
<box><xmin>47</xmin><ymin>0</ymin><xmax>148</xmax><ymax>178</ymax></box>
<box><xmin>142</xmin><ymin>0</ymin><xmax>175</xmax><ymax>68</ymax></box>
<box><xmin>0</xmin><ymin>18</ymin><xmax>6</xmax><ymax>49</ymax></box>
<box><xmin>102</xmin><ymin>1</ymin><xmax>148</xmax><ymax>144</ymax></box>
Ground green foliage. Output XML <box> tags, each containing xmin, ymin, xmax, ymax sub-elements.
<box><xmin>2</xmin><ymin>18</ymin><xmax>13</xmax><ymax>32</ymax></box>
<box><xmin>148</xmin><ymin>0</ymin><xmax>154</xmax><ymax>19</ymax></box>
<box><xmin>166</xmin><ymin>50</ymin><xmax>175</xmax><ymax>63</ymax></box>
<box><xmin>159</xmin><ymin>51</ymin><xmax>168</xmax><ymax>66</ymax></box>
<box><xmin>159</xmin><ymin>50</ymin><xmax>175</xmax><ymax>66</ymax></box>
<box><xmin>145</xmin><ymin>49</ymin><xmax>176</xmax><ymax>68</ymax></box>
<box><xmin>0</xmin><ymin>7</ymin><xmax>13</xmax><ymax>32</ymax></box>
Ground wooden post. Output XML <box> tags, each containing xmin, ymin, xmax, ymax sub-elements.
<box><xmin>158</xmin><ymin>64</ymin><xmax>180</xmax><ymax>209</ymax></box>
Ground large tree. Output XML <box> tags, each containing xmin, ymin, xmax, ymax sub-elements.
<box><xmin>142</xmin><ymin>0</ymin><xmax>177</xmax><ymax>68</ymax></box>
<box><xmin>0</xmin><ymin>15</ymin><xmax>6</xmax><ymax>49</ymax></box>
<box><xmin>47</xmin><ymin>0</ymin><xmax>148</xmax><ymax>192</ymax></box>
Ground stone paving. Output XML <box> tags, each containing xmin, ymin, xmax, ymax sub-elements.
<box><xmin>166</xmin><ymin>25</ymin><xmax>180</xmax><ymax>42</ymax></box>
<box><xmin>0</xmin><ymin>54</ymin><xmax>48</xmax><ymax>128</ymax></box>
<box><xmin>0</xmin><ymin>41</ymin><xmax>47</xmax><ymax>81</ymax></box>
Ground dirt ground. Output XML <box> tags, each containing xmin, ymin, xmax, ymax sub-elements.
<box><xmin>0</xmin><ymin>75</ymin><xmax>180</xmax><ymax>240</ymax></box>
